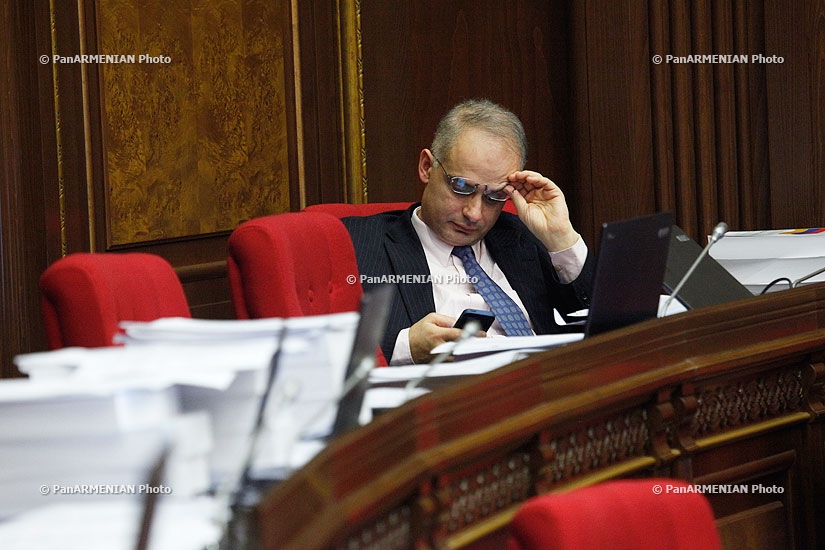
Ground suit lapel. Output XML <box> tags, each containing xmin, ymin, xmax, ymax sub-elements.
<box><xmin>385</xmin><ymin>207</ymin><xmax>436</xmax><ymax>324</ymax></box>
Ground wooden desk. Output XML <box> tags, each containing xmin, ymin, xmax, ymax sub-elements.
<box><xmin>257</xmin><ymin>285</ymin><xmax>825</xmax><ymax>549</ymax></box>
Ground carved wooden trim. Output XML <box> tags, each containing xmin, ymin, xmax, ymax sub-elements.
<box><xmin>339</xmin><ymin>0</ymin><xmax>367</xmax><ymax>203</ymax></box>
<box><xmin>435</xmin><ymin>451</ymin><xmax>532</xmax><ymax>538</ymax></box>
<box><xmin>806</xmin><ymin>357</ymin><xmax>825</xmax><ymax>415</ymax></box>
<box><xmin>690</xmin><ymin>366</ymin><xmax>806</xmax><ymax>440</ymax></box>
<box><xmin>47</xmin><ymin>0</ymin><xmax>68</xmax><ymax>256</ymax></box>
<box><xmin>537</xmin><ymin>408</ymin><xmax>650</xmax><ymax>489</ymax></box>
<box><xmin>337</xmin><ymin>505</ymin><xmax>412</xmax><ymax>550</ymax></box>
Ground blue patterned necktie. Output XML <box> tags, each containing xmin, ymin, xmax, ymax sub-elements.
<box><xmin>452</xmin><ymin>246</ymin><xmax>534</xmax><ymax>336</ymax></box>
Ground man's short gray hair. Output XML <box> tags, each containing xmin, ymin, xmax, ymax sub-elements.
<box><xmin>430</xmin><ymin>99</ymin><xmax>527</xmax><ymax>168</ymax></box>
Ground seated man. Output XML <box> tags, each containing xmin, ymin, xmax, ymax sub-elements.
<box><xmin>344</xmin><ymin>99</ymin><xmax>594</xmax><ymax>364</ymax></box>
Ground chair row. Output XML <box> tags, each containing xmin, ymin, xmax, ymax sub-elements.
<box><xmin>38</xmin><ymin>202</ymin><xmax>414</xmax><ymax>352</ymax></box>
<box><xmin>37</xmin><ymin>202</ymin><xmax>724</xmax><ymax>547</ymax></box>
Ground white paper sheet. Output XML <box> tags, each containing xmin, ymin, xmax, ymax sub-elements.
<box><xmin>430</xmin><ymin>333</ymin><xmax>584</xmax><ymax>356</ymax></box>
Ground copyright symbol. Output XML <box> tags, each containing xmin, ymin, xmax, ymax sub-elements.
<box><xmin>346</xmin><ymin>275</ymin><xmax>356</xmax><ymax>285</ymax></box>
<box><xmin>40</xmin><ymin>485</ymin><xmax>50</xmax><ymax>495</ymax></box>
<box><xmin>651</xmin><ymin>484</ymin><xmax>662</xmax><ymax>494</ymax></box>
<box><xmin>652</xmin><ymin>55</ymin><xmax>663</xmax><ymax>64</ymax></box>
<box><xmin>39</xmin><ymin>55</ymin><xmax>50</xmax><ymax>65</ymax></box>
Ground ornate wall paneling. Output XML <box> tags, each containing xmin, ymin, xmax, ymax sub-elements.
<box><xmin>0</xmin><ymin>0</ymin><xmax>367</xmax><ymax>376</ymax></box>
<box><xmin>31</xmin><ymin>0</ymin><xmax>304</xmax><ymax>329</ymax></box>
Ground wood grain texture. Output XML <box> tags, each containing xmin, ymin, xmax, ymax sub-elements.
<box><xmin>360</xmin><ymin>1</ymin><xmax>574</xmax><ymax>214</ymax></box>
<box><xmin>97</xmin><ymin>0</ymin><xmax>292</xmax><ymax>245</ymax></box>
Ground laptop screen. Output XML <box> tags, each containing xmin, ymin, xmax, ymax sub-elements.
<box><xmin>584</xmin><ymin>212</ymin><xmax>674</xmax><ymax>336</ymax></box>
<box><xmin>664</xmin><ymin>225</ymin><xmax>753</xmax><ymax>309</ymax></box>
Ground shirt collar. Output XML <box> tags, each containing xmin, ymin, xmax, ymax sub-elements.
<box><xmin>411</xmin><ymin>206</ymin><xmax>484</xmax><ymax>267</ymax></box>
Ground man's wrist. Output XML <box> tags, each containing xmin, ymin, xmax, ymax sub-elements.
<box><xmin>541</xmin><ymin>227</ymin><xmax>579</xmax><ymax>252</ymax></box>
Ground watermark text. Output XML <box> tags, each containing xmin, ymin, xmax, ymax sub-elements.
<box><xmin>348</xmin><ymin>274</ymin><xmax>478</xmax><ymax>286</ymax></box>
<box><xmin>652</xmin><ymin>54</ymin><xmax>784</xmax><ymax>65</ymax></box>
<box><xmin>40</xmin><ymin>483</ymin><xmax>172</xmax><ymax>496</ymax></box>
<box><xmin>651</xmin><ymin>483</ymin><xmax>783</xmax><ymax>495</ymax></box>
<box><xmin>41</xmin><ymin>54</ymin><xmax>172</xmax><ymax>65</ymax></box>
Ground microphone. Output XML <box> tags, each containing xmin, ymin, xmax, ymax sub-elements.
<box><xmin>215</xmin><ymin>326</ymin><xmax>291</xmax><ymax>547</ymax></box>
<box><xmin>404</xmin><ymin>319</ymin><xmax>482</xmax><ymax>398</ymax></box>
<box><xmin>660</xmin><ymin>222</ymin><xmax>728</xmax><ymax>316</ymax></box>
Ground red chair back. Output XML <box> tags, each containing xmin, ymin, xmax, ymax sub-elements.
<box><xmin>303</xmin><ymin>202</ymin><xmax>414</xmax><ymax>218</ymax></box>
<box><xmin>227</xmin><ymin>211</ymin><xmax>363</xmax><ymax>320</ymax></box>
<box><xmin>228</xmin><ymin>211</ymin><xmax>387</xmax><ymax>366</ymax></box>
<box><xmin>508</xmin><ymin>479</ymin><xmax>722</xmax><ymax>550</ymax></box>
<box><xmin>39</xmin><ymin>252</ymin><xmax>190</xmax><ymax>349</ymax></box>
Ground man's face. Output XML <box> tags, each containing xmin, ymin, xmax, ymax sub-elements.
<box><xmin>418</xmin><ymin>129</ymin><xmax>519</xmax><ymax>247</ymax></box>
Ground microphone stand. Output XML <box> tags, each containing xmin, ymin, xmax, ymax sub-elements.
<box><xmin>404</xmin><ymin>320</ymin><xmax>482</xmax><ymax>399</ymax></box>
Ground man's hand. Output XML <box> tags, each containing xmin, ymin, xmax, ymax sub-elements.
<box><xmin>408</xmin><ymin>313</ymin><xmax>462</xmax><ymax>364</ymax></box>
<box><xmin>408</xmin><ymin>312</ymin><xmax>487</xmax><ymax>364</ymax></box>
<box><xmin>507</xmin><ymin>170</ymin><xmax>580</xmax><ymax>252</ymax></box>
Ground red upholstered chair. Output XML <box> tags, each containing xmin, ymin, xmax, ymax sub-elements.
<box><xmin>227</xmin><ymin>211</ymin><xmax>363</xmax><ymax>319</ymax></box>
<box><xmin>227</xmin><ymin>211</ymin><xmax>387</xmax><ymax>365</ymax></box>
<box><xmin>303</xmin><ymin>202</ymin><xmax>414</xmax><ymax>217</ymax></box>
<box><xmin>508</xmin><ymin>478</ymin><xmax>723</xmax><ymax>550</ymax></box>
<box><xmin>39</xmin><ymin>252</ymin><xmax>191</xmax><ymax>349</ymax></box>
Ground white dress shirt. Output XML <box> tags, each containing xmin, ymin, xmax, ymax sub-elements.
<box><xmin>389</xmin><ymin>207</ymin><xmax>588</xmax><ymax>364</ymax></box>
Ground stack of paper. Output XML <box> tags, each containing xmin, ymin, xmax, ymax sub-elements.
<box><xmin>710</xmin><ymin>229</ymin><xmax>825</xmax><ymax>293</ymax></box>
<box><xmin>0</xmin><ymin>497</ymin><xmax>220</xmax><ymax>550</ymax></box>
<box><xmin>114</xmin><ymin>313</ymin><xmax>360</xmax><ymax>483</ymax></box>
<box><xmin>0</xmin><ymin>378</ymin><xmax>211</xmax><ymax>519</ymax></box>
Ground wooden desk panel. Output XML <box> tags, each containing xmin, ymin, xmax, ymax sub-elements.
<box><xmin>257</xmin><ymin>285</ymin><xmax>825</xmax><ymax>549</ymax></box>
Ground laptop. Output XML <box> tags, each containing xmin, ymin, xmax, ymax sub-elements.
<box><xmin>663</xmin><ymin>225</ymin><xmax>753</xmax><ymax>308</ymax></box>
<box><xmin>584</xmin><ymin>212</ymin><xmax>674</xmax><ymax>336</ymax></box>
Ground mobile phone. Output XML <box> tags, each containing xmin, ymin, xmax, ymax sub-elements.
<box><xmin>453</xmin><ymin>309</ymin><xmax>495</xmax><ymax>331</ymax></box>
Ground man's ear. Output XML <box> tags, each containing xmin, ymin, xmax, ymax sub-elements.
<box><xmin>418</xmin><ymin>149</ymin><xmax>433</xmax><ymax>184</ymax></box>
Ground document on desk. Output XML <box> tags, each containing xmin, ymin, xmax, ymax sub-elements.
<box><xmin>117</xmin><ymin>316</ymin><xmax>285</xmax><ymax>342</ymax></box>
<box><xmin>429</xmin><ymin>333</ymin><xmax>584</xmax><ymax>356</ymax></box>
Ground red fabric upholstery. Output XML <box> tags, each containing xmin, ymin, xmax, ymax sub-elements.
<box><xmin>227</xmin><ymin>211</ymin><xmax>387</xmax><ymax>365</ymax></box>
<box><xmin>508</xmin><ymin>479</ymin><xmax>723</xmax><ymax>550</ymax></box>
<box><xmin>227</xmin><ymin>211</ymin><xmax>364</xmax><ymax>319</ymax></box>
<box><xmin>304</xmin><ymin>200</ymin><xmax>518</xmax><ymax>216</ymax></box>
<box><xmin>303</xmin><ymin>202</ymin><xmax>414</xmax><ymax>217</ymax></box>
<box><xmin>39</xmin><ymin>253</ymin><xmax>191</xmax><ymax>349</ymax></box>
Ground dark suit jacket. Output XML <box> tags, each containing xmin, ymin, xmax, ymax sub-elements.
<box><xmin>343</xmin><ymin>203</ymin><xmax>595</xmax><ymax>361</ymax></box>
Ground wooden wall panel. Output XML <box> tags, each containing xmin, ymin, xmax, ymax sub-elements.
<box><xmin>764</xmin><ymin>0</ymin><xmax>824</xmax><ymax>228</ymax></box>
<box><xmin>360</xmin><ymin>0</ymin><xmax>576</xmax><ymax>218</ymax></box>
<box><xmin>571</xmin><ymin>0</ymin><xmax>656</xmax><ymax>244</ymax></box>
<box><xmin>96</xmin><ymin>0</ymin><xmax>293</xmax><ymax>245</ymax></box>
<box><xmin>0</xmin><ymin>0</ymin><xmax>50</xmax><ymax>377</ymax></box>
<box><xmin>570</xmin><ymin>0</ymin><xmax>824</xmax><ymax>244</ymax></box>
<box><xmin>358</xmin><ymin>0</ymin><xmax>824</xmax><ymax>246</ymax></box>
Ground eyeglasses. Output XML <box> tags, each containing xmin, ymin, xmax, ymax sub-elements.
<box><xmin>432</xmin><ymin>153</ymin><xmax>510</xmax><ymax>202</ymax></box>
